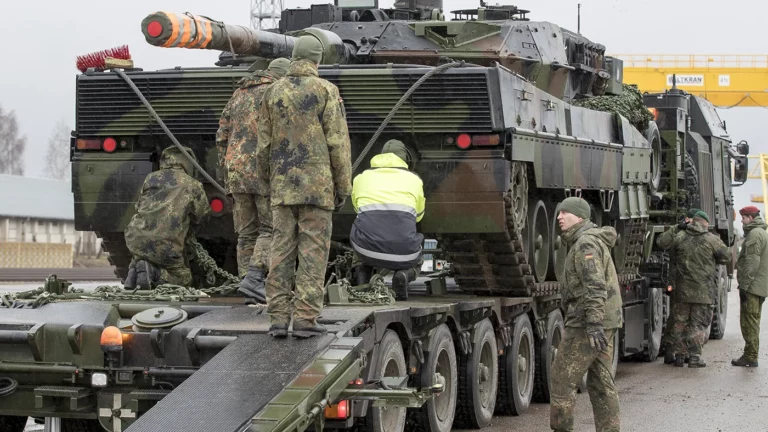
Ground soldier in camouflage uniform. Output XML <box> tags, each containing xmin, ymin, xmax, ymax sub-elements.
<box><xmin>733</xmin><ymin>206</ymin><xmax>768</xmax><ymax>368</ymax></box>
<box><xmin>216</xmin><ymin>58</ymin><xmax>290</xmax><ymax>304</ymax></box>
<box><xmin>660</xmin><ymin>207</ymin><xmax>701</xmax><ymax>364</ymax></box>
<box><xmin>257</xmin><ymin>35</ymin><xmax>352</xmax><ymax>338</ymax></box>
<box><xmin>656</xmin><ymin>210</ymin><xmax>730</xmax><ymax>368</ymax></box>
<box><xmin>550</xmin><ymin>197</ymin><xmax>622</xmax><ymax>432</ymax></box>
<box><xmin>124</xmin><ymin>146</ymin><xmax>210</xmax><ymax>289</ymax></box>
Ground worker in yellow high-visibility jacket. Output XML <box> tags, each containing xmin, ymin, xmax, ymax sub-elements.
<box><xmin>350</xmin><ymin>139</ymin><xmax>426</xmax><ymax>300</ymax></box>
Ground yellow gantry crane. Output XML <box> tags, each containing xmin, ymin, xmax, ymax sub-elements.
<box><xmin>615</xmin><ymin>54</ymin><xmax>768</xmax><ymax>211</ymax></box>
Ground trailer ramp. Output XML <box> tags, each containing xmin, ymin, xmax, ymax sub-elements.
<box><xmin>126</xmin><ymin>331</ymin><xmax>361</xmax><ymax>432</ymax></box>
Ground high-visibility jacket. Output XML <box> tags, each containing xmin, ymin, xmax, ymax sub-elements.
<box><xmin>350</xmin><ymin>153</ymin><xmax>426</xmax><ymax>270</ymax></box>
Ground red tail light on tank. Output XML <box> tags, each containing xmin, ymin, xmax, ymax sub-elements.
<box><xmin>102</xmin><ymin>137</ymin><xmax>117</xmax><ymax>153</ymax></box>
<box><xmin>456</xmin><ymin>133</ymin><xmax>472</xmax><ymax>149</ymax></box>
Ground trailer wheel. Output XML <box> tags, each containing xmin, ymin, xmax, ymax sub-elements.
<box><xmin>710</xmin><ymin>265</ymin><xmax>729</xmax><ymax>340</ymax></box>
<box><xmin>533</xmin><ymin>310</ymin><xmax>564</xmax><ymax>403</ymax></box>
<box><xmin>63</xmin><ymin>419</ymin><xmax>104</xmax><ymax>432</ymax></box>
<box><xmin>363</xmin><ymin>330</ymin><xmax>406</xmax><ymax>432</ymax></box>
<box><xmin>412</xmin><ymin>324</ymin><xmax>457</xmax><ymax>432</ymax></box>
<box><xmin>0</xmin><ymin>416</ymin><xmax>26</xmax><ymax>432</ymax></box>
<box><xmin>497</xmin><ymin>314</ymin><xmax>534</xmax><ymax>415</ymax></box>
<box><xmin>455</xmin><ymin>319</ymin><xmax>497</xmax><ymax>428</ymax></box>
<box><xmin>643</xmin><ymin>288</ymin><xmax>663</xmax><ymax>362</ymax></box>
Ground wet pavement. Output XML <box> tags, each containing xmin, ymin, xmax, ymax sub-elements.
<box><xmin>459</xmin><ymin>287</ymin><xmax>765</xmax><ymax>432</ymax></box>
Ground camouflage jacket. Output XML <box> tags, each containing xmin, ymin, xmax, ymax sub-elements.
<box><xmin>561</xmin><ymin>220</ymin><xmax>623</xmax><ymax>329</ymax></box>
<box><xmin>215</xmin><ymin>72</ymin><xmax>277</xmax><ymax>194</ymax></box>
<box><xmin>737</xmin><ymin>217</ymin><xmax>768</xmax><ymax>297</ymax></box>
<box><xmin>124</xmin><ymin>149</ymin><xmax>211</xmax><ymax>260</ymax></box>
<box><xmin>656</xmin><ymin>221</ymin><xmax>730</xmax><ymax>304</ymax></box>
<box><xmin>256</xmin><ymin>60</ymin><xmax>352</xmax><ymax>210</ymax></box>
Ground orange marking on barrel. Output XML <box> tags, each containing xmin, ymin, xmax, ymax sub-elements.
<box><xmin>201</xmin><ymin>19</ymin><xmax>213</xmax><ymax>48</ymax></box>
<box><xmin>161</xmin><ymin>12</ymin><xmax>180</xmax><ymax>48</ymax></box>
<box><xmin>180</xmin><ymin>16</ymin><xmax>192</xmax><ymax>47</ymax></box>
<box><xmin>189</xmin><ymin>16</ymin><xmax>205</xmax><ymax>48</ymax></box>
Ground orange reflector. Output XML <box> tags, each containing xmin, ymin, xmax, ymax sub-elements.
<box><xmin>350</xmin><ymin>378</ymin><xmax>363</xmax><ymax>385</ymax></box>
<box><xmin>647</xmin><ymin>107</ymin><xmax>658</xmax><ymax>120</ymax></box>
<box><xmin>100</xmin><ymin>326</ymin><xmax>123</xmax><ymax>350</ymax></box>
<box><xmin>76</xmin><ymin>139</ymin><xmax>102</xmax><ymax>150</ymax></box>
<box><xmin>456</xmin><ymin>134</ymin><xmax>472</xmax><ymax>149</ymax></box>
<box><xmin>325</xmin><ymin>400</ymin><xmax>349</xmax><ymax>419</ymax></box>
<box><xmin>471</xmin><ymin>134</ymin><xmax>501</xmax><ymax>146</ymax></box>
<box><xmin>103</xmin><ymin>137</ymin><xmax>117</xmax><ymax>153</ymax></box>
<box><xmin>210</xmin><ymin>198</ymin><xmax>224</xmax><ymax>213</ymax></box>
<box><xmin>667</xmin><ymin>285</ymin><xmax>673</xmax><ymax>292</ymax></box>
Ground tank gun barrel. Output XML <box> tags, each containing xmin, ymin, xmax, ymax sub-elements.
<box><xmin>141</xmin><ymin>12</ymin><xmax>296</xmax><ymax>59</ymax></box>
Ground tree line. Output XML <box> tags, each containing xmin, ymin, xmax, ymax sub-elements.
<box><xmin>0</xmin><ymin>104</ymin><xmax>71</xmax><ymax>180</ymax></box>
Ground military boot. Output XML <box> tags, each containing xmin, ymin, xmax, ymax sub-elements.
<box><xmin>292</xmin><ymin>320</ymin><xmax>327</xmax><ymax>338</ymax></box>
<box><xmin>731</xmin><ymin>356</ymin><xmax>759</xmax><ymax>367</ymax></box>
<box><xmin>134</xmin><ymin>260</ymin><xmax>160</xmax><ymax>289</ymax></box>
<box><xmin>123</xmin><ymin>265</ymin><xmax>138</xmax><ymax>290</ymax></box>
<box><xmin>268</xmin><ymin>323</ymin><xmax>288</xmax><ymax>338</ymax></box>
<box><xmin>238</xmin><ymin>266</ymin><xmax>266</xmax><ymax>305</ymax></box>
<box><xmin>674</xmin><ymin>354</ymin><xmax>685</xmax><ymax>367</ymax></box>
<box><xmin>688</xmin><ymin>356</ymin><xmax>707</xmax><ymax>368</ymax></box>
<box><xmin>664</xmin><ymin>351</ymin><xmax>676</xmax><ymax>365</ymax></box>
<box><xmin>392</xmin><ymin>268</ymin><xmax>417</xmax><ymax>301</ymax></box>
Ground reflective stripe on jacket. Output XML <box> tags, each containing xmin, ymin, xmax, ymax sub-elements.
<box><xmin>350</xmin><ymin>153</ymin><xmax>426</xmax><ymax>270</ymax></box>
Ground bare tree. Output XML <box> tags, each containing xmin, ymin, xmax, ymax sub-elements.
<box><xmin>44</xmin><ymin>120</ymin><xmax>72</xmax><ymax>180</ymax></box>
<box><xmin>0</xmin><ymin>106</ymin><xmax>26</xmax><ymax>175</ymax></box>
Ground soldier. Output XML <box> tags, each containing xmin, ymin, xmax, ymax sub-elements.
<box><xmin>124</xmin><ymin>146</ymin><xmax>210</xmax><ymax>289</ymax></box>
<box><xmin>216</xmin><ymin>57</ymin><xmax>290</xmax><ymax>304</ymax></box>
<box><xmin>733</xmin><ymin>206</ymin><xmax>768</xmax><ymax>367</ymax></box>
<box><xmin>660</xmin><ymin>207</ymin><xmax>701</xmax><ymax>364</ymax></box>
<box><xmin>656</xmin><ymin>210</ymin><xmax>730</xmax><ymax>368</ymax></box>
<box><xmin>550</xmin><ymin>197</ymin><xmax>622</xmax><ymax>432</ymax></box>
<box><xmin>256</xmin><ymin>35</ymin><xmax>352</xmax><ymax>338</ymax></box>
<box><xmin>349</xmin><ymin>139</ymin><xmax>426</xmax><ymax>300</ymax></box>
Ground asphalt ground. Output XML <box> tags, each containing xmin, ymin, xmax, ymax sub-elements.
<box><xmin>12</xmin><ymin>284</ymin><xmax>764</xmax><ymax>431</ymax></box>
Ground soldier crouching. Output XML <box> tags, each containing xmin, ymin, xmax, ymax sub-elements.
<box><xmin>549</xmin><ymin>197</ymin><xmax>621</xmax><ymax>432</ymax></box>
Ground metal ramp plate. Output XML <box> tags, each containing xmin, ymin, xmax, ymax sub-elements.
<box><xmin>126</xmin><ymin>333</ymin><xmax>335</xmax><ymax>432</ymax></box>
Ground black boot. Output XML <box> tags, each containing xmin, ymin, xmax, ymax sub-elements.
<box><xmin>392</xmin><ymin>268</ymin><xmax>417</xmax><ymax>301</ymax></box>
<box><xmin>688</xmin><ymin>355</ymin><xmax>707</xmax><ymax>368</ymax></box>
<box><xmin>135</xmin><ymin>260</ymin><xmax>160</xmax><ymax>289</ymax></box>
<box><xmin>268</xmin><ymin>323</ymin><xmax>288</xmax><ymax>338</ymax></box>
<box><xmin>674</xmin><ymin>354</ymin><xmax>685</xmax><ymax>367</ymax></box>
<box><xmin>292</xmin><ymin>320</ymin><xmax>327</xmax><ymax>338</ymax></box>
<box><xmin>664</xmin><ymin>351</ymin><xmax>676</xmax><ymax>365</ymax></box>
<box><xmin>732</xmin><ymin>356</ymin><xmax>759</xmax><ymax>367</ymax></box>
<box><xmin>124</xmin><ymin>265</ymin><xmax>138</xmax><ymax>289</ymax></box>
<box><xmin>238</xmin><ymin>266</ymin><xmax>266</xmax><ymax>304</ymax></box>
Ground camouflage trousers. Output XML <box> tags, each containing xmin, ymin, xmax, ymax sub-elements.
<box><xmin>126</xmin><ymin>236</ymin><xmax>192</xmax><ymax>287</ymax></box>
<box><xmin>739</xmin><ymin>290</ymin><xmax>766</xmax><ymax>362</ymax></box>
<box><xmin>232</xmin><ymin>193</ymin><xmax>273</xmax><ymax>277</ymax></box>
<box><xmin>550</xmin><ymin>328</ymin><xmax>619</xmax><ymax>432</ymax></box>
<box><xmin>265</xmin><ymin>205</ymin><xmax>331</xmax><ymax>325</ymax></box>
<box><xmin>668</xmin><ymin>302</ymin><xmax>711</xmax><ymax>356</ymax></box>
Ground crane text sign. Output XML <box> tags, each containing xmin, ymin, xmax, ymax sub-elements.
<box><xmin>666</xmin><ymin>74</ymin><xmax>704</xmax><ymax>87</ymax></box>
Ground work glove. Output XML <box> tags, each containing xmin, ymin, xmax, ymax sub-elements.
<box><xmin>334</xmin><ymin>195</ymin><xmax>348</xmax><ymax>212</ymax></box>
<box><xmin>677</xmin><ymin>221</ymin><xmax>688</xmax><ymax>230</ymax></box>
<box><xmin>586</xmin><ymin>323</ymin><xmax>609</xmax><ymax>352</ymax></box>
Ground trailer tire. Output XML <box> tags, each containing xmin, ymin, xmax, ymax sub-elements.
<box><xmin>710</xmin><ymin>265</ymin><xmax>729</xmax><ymax>340</ymax></box>
<box><xmin>533</xmin><ymin>310</ymin><xmax>564</xmax><ymax>403</ymax></box>
<box><xmin>410</xmin><ymin>324</ymin><xmax>457</xmax><ymax>432</ymax></box>
<box><xmin>643</xmin><ymin>288</ymin><xmax>663</xmax><ymax>362</ymax></box>
<box><xmin>362</xmin><ymin>330</ymin><xmax>406</xmax><ymax>432</ymax></box>
<box><xmin>63</xmin><ymin>419</ymin><xmax>104</xmax><ymax>432</ymax></box>
<box><xmin>0</xmin><ymin>416</ymin><xmax>26</xmax><ymax>432</ymax></box>
<box><xmin>455</xmin><ymin>319</ymin><xmax>497</xmax><ymax>428</ymax></box>
<box><xmin>497</xmin><ymin>314</ymin><xmax>534</xmax><ymax>415</ymax></box>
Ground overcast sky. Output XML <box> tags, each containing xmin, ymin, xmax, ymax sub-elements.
<box><xmin>1</xmin><ymin>0</ymin><xmax>765</xmax><ymax>228</ymax></box>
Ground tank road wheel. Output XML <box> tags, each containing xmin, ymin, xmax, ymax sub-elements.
<box><xmin>363</xmin><ymin>330</ymin><xmax>407</xmax><ymax>432</ymax></box>
<box><xmin>549</xmin><ymin>202</ymin><xmax>568</xmax><ymax>282</ymax></box>
<box><xmin>533</xmin><ymin>310</ymin><xmax>564</xmax><ymax>403</ymax></box>
<box><xmin>455</xmin><ymin>319</ymin><xmax>498</xmax><ymax>428</ymax></box>
<box><xmin>643</xmin><ymin>288</ymin><xmax>664</xmax><ymax>362</ymax></box>
<box><xmin>0</xmin><ymin>416</ymin><xmax>27</xmax><ymax>432</ymax></box>
<box><xmin>710</xmin><ymin>265</ymin><xmax>729</xmax><ymax>340</ymax></box>
<box><xmin>646</xmin><ymin>121</ymin><xmax>662</xmax><ymax>196</ymax></box>
<box><xmin>497</xmin><ymin>314</ymin><xmax>535</xmax><ymax>415</ymax></box>
<box><xmin>509</xmin><ymin>162</ymin><xmax>529</xmax><ymax>230</ymax></box>
<box><xmin>527</xmin><ymin>200</ymin><xmax>550</xmax><ymax>282</ymax></box>
<box><xmin>413</xmin><ymin>324</ymin><xmax>457</xmax><ymax>432</ymax></box>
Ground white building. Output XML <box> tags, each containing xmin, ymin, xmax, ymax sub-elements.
<box><xmin>0</xmin><ymin>174</ymin><xmax>100</xmax><ymax>254</ymax></box>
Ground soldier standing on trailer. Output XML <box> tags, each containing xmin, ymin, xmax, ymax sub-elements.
<box><xmin>660</xmin><ymin>207</ymin><xmax>701</xmax><ymax>364</ymax></box>
<box><xmin>550</xmin><ymin>197</ymin><xmax>622</xmax><ymax>432</ymax></box>
<box><xmin>215</xmin><ymin>57</ymin><xmax>290</xmax><ymax>304</ymax></box>
<box><xmin>656</xmin><ymin>210</ymin><xmax>730</xmax><ymax>368</ymax></box>
<box><xmin>257</xmin><ymin>35</ymin><xmax>352</xmax><ymax>338</ymax></box>
<box><xmin>733</xmin><ymin>206</ymin><xmax>768</xmax><ymax>368</ymax></box>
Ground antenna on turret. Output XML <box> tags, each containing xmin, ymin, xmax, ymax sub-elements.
<box><xmin>577</xmin><ymin>3</ymin><xmax>581</xmax><ymax>34</ymax></box>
